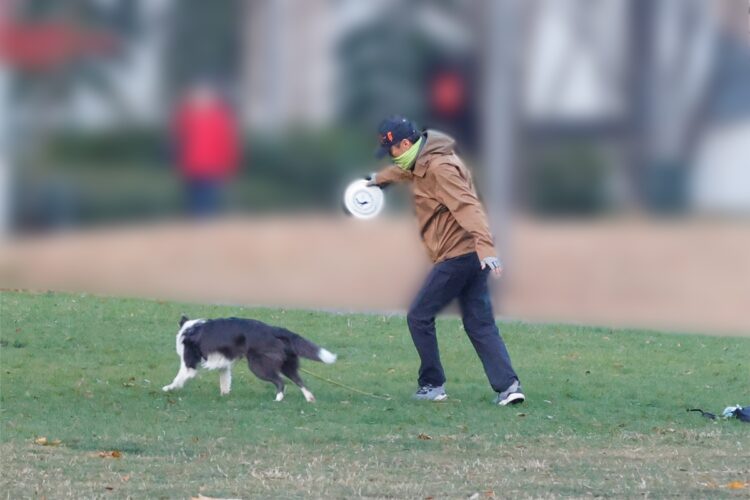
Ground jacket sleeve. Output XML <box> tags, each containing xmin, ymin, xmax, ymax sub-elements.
<box><xmin>433</xmin><ymin>164</ymin><xmax>497</xmax><ymax>261</ymax></box>
<box><xmin>372</xmin><ymin>165</ymin><xmax>411</xmax><ymax>186</ymax></box>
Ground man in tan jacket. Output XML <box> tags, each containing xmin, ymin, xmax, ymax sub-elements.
<box><xmin>369</xmin><ymin>115</ymin><xmax>524</xmax><ymax>405</ymax></box>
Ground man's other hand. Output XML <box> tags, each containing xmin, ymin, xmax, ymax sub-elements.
<box><xmin>481</xmin><ymin>256</ymin><xmax>503</xmax><ymax>278</ymax></box>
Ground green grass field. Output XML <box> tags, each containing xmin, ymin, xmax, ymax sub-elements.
<box><xmin>1</xmin><ymin>290</ymin><xmax>748</xmax><ymax>498</ymax></box>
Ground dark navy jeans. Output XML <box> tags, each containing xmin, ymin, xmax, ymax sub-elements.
<box><xmin>186</xmin><ymin>179</ymin><xmax>224</xmax><ymax>217</ymax></box>
<box><xmin>406</xmin><ymin>252</ymin><xmax>519</xmax><ymax>393</ymax></box>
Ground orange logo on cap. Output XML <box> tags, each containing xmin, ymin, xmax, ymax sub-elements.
<box><xmin>380</xmin><ymin>131</ymin><xmax>394</xmax><ymax>145</ymax></box>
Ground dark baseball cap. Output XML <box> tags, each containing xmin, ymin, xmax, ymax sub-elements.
<box><xmin>375</xmin><ymin>115</ymin><xmax>420</xmax><ymax>158</ymax></box>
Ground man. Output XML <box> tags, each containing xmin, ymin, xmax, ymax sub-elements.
<box><xmin>368</xmin><ymin>115</ymin><xmax>524</xmax><ymax>406</ymax></box>
<box><xmin>173</xmin><ymin>83</ymin><xmax>240</xmax><ymax>217</ymax></box>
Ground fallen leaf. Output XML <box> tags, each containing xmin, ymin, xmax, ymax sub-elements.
<box><xmin>727</xmin><ymin>481</ymin><xmax>747</xmax><ymax>490</ymax></box>
<box><xmin>34</xmin><ymin>437</ymin><xmax>62</xmax><ymax>446</ymax></box>
<box><xmin>516</xmin><ymin>413</ymin><xmax>527</xmax><ymax>417</ymax></box>
<box><xmin>104</xmin><ymin>486</ymin><xmax>114</xmax><ymax>491</ymax></box>
<box><xmin>97</xmin><ymin>451</ymin><xmax>122</xmax><ymax>459</ymax></box>
<box><xmin>417</xmin><ymin>433</ymin><xmax>432</xmax><ymax>440</ymax></box>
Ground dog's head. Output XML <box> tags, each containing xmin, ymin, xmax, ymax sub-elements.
<box><xmin>179</xmin><ymin>315</ymin><xmax>189</xmax><ymax>327</ymax></box>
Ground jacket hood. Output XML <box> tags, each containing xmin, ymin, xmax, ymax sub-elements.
<box><xmin>414</xmin><ymin>130</ymin><xmax>456</xmax><ymax>176</ymax></box>
<box><xmin>420</xmin><ymin>130</ymin><xmax>456</xmax><ymax>157</ymax></box>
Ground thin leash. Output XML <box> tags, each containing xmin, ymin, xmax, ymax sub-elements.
<box><xmin>300</xmin><ymin>368</ymin><xmax>392</xmax><ymax>401</ymax></box>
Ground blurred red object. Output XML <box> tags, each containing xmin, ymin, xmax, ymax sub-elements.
<box><xmin>0</xmin><ymin>20</ymin><xmax>117</xmax><ymax>71</ymax></box>
<box><xmin>430</xmin><ymin>70</ymin><xmax>466</xmax><ymax>118</ymax></box>
<box><xmin>173</xmin><ymin>86</ymin><xmax>240</xmax><ymax>180</ymax></box>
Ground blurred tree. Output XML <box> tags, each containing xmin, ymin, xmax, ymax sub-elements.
<box><xmin>336</xmin><ymin>0</ymin><xmax>476</xmax><ymax>133</ymax></box>
<box><xmin>164</xmin><ymin>0</ymin><xmax>242</xmax><ymax>96</ymax></box>
<box><xmin>526</xmin><ymin>142</ymin><xmax>610</xmax><ymax>216</ymax></box>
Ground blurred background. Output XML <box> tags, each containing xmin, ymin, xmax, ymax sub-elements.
<box><xmin>1</xmin><ymin>0</ymin><xmax>748</xmax><ymax>334</ymax></box>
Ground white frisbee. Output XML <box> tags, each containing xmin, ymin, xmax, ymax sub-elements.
<box><xmin>343</xmin><ymin>179</ymin><xmax>385</xmax><ymax>219</ymax></box>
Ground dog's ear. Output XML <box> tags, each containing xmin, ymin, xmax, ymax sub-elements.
<box><xmin>179</xmin><ymin>315</ymin><xmax>189</xmax><ymax>327</ymax></box>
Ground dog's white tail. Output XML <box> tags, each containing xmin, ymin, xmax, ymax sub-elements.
<box><xmin>277</xmin><ymin>329</ymin><xmax>337</xmax><ymax>364</ymax></box>
<box><xmin>318</xmin><ymin>348</ymin><xmax>337</xmax><ymax>364</ymax></box>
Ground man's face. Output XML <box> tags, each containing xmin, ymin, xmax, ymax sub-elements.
<box><xmin>390</xmin><ymin>138</ymin><xmax>413</xmax><ymax>158</ymax></box>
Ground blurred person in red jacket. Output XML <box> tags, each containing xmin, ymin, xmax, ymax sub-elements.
<box><xmin>173</xmin><ymin>83</ymin><xmax>240</xmax><ymax>217</ymax></box>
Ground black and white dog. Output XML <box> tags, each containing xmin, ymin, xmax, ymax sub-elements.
<box><xmin>163</xmin><ymin>316</ymin><xmax>336</xmax><ymax>402</ymax></box>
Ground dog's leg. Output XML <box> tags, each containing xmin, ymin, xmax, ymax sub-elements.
<box><xmin>281</xmin><ymin>356</ymin><xmax>316</xmax><ymax>403</ymax></box>
<box><xmin>219</xmin><ymin>367</ymin><xmax>232</xmax><ymax>395</ymax></box>
<box><xmin>162</xmin><ymin>362</ymin><xmax>197</xmax><ymax>392</ymax></box>
<box><xmin>247</xmin><ymin>355</ymin><xmax>285</xmax><ymax>402</ymax></box>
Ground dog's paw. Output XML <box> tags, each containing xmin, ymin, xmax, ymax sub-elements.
<box><xmin>301</xmin><ymin>387</ymin><xmax>316</xmax><ymax>403</ymax></box>
<box><xmin>274</xmin><ymin>392</ymin><xmax>285</xmax><ymax>402</ymax></box>
<box><xmin>162</xmin><ymin>385</ymin><xmax>173</xmax><ymax>392</ymax></box>
<box><xmin>220</xmin><ymin>389</ymin><xmax>231</xmax><ymax>396</ymax></box>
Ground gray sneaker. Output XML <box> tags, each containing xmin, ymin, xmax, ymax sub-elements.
<box><xmin>494</xmin><ymin>380</ymin><xmax>525</xmax><ymax>406</ymax></box>
<box><xmin>413</xmin><ymin>384</ymin><xmax>447</xmax><ymax>401</ymax></box>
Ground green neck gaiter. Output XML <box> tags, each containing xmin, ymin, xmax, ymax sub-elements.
<box><xmin>393</xmin><ymin>136</ymin><xmax>423</xmax><ymax>171</ymax></box>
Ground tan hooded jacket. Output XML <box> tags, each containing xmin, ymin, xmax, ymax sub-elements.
<box><xmin>374</xmin><ymin>130</ymin><xmax>497</xmax><ymax>264</ymax></box>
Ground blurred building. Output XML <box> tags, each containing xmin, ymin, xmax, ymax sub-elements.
<box><xmin>65</xmin><ymin>0</ymin><xmax>172</xmax><ymax>130</ymax></box>
<box><xmin>241</xmin><ymin>0</ymin><xmax>337</xmax><ymax>130</ymax></box>
<box><xmin>6</xmin><ymin>0</ymin><xmax>172</xmax><ymax>131</ymax></box>
<box><xmin>241</xmin><ymin>0</ymin><xmax>477</xmax><ymax>132</ymax></box>
<box><xmin>523</xmin><ymin>0</ymin><xmax>628</xmax><ymax>124</ymax></box>
<box><xmin>690</xmin><ymin>6</ymin><xmax>750</xmax><ymax>214</ymax></box>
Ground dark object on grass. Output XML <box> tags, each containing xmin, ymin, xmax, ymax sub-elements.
<box><xmin>688</xmin><ymin>408</ymin><xmax>716</xmax><ymax>420</ymax></box>
<box><xmin>688</xmin><ymin>405</ymin><xmax>750</xmax><ymax>422</ymax></box>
